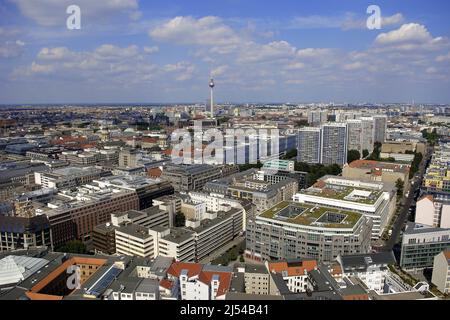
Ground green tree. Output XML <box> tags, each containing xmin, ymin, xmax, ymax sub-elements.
<box><xmin>282</xmin><ymin>149</ymin><xmax>297</xmax><ymax>160</ymax></box>
<box><xmin>57</xmin><ymin>240</ymin><xmax>87</xmax><ymax>254</ymax></box>
<box><xmin>347</xmin><ymin>150</ymin><xmax>361</xmax><ymax>164</ymax></box>
<box><xmin>395</xmin><ymin>179</ymin><xmax>404</xmax><ymax>197</ymax></box>
<box><xmin>175</xmin><ymin>212</ymin><xmax>186</xmax><ymax>227</ymax></box>
<box><xmin>362</xmin><ymin>149</ymin><xmax>369</xmax><ymax>158</ymax></box>
<box><xmin>295</xmin><ymin>119</ymin><xmax>309</xmax><ymax>127</ymax></box>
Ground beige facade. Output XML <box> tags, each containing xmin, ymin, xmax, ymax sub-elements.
<box><xmin>431</xmin><ymin>251</ymin><xmax>450</xmax><ymax>294</ymax></box>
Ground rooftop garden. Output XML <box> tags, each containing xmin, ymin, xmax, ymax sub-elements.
<box><xmin>259</xmin><ymin>201</ymin><xmax>362</xmax><ymax>229</ymax></box>
<box><xmin>302</xmin><ymin>186</ymin><xmax>382</xmax><ymax>205</ymax></box>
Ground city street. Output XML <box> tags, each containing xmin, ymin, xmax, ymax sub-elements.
<box><xmin>382</xmin><ymin>146</ymin><xmax>433</xmax><ymax>251</ymax></box>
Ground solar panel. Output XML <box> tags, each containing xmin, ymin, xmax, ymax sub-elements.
<box><xmin>86</xmin><ymin>266</ymin><xmax>122</xmax><ymax>297</ymax></box>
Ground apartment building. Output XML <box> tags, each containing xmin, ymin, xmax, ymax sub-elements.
<box><xmin>167</xmin><ymin>262</ymin><xmax>233</xmax><ymax>300</ymax></box>
<box><xmin>266</xmin><ymin>259</ymin><xmax>317</xmax><ymax>294</ymax></box>
<box><xmin>415</xmin><ymin>195</ymin><xmax>450</xmax><ymax>228</ymax></box>
<box><xmin>297</xmin><ymin>127</ymin><xmax>322</xmax><ymax>164</ymax></box>
<box><xmin>336</xmin><ymin>252</ymin><xmax>396</xmax><ymax>294</ymax></box>
<box><xmin>431</xmin><ymin>250</ymin><xmax>450</xmax><ymax>294</ymax></box>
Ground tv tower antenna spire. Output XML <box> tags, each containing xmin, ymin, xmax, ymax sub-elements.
<box><xmin>209</xmin><ymin>77</ymin><xmax>215</xmax><ymax>118</ymax></box>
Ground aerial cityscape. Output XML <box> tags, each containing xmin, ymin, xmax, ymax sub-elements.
<box><xmin>0</xmin><ymin>0</ymin><xmax>449</xmax><ymax>308</ymax></box>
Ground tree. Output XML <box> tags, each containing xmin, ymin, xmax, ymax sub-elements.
<box><xmin>295</xmin><ymin>119</ymin><xmax>309</xmax><ymax>127</ymax></box>
<box><xmin>175</xmin><ymin>212</ymin><xmax>186</xmax><ymax>227</ymax></box>
<box><xmin>362</xmin><ymin>149</ymin><xmax>369</xmax><ymax>158</ymax></box>
<box><xmin>347</xmin><ymin>150</ymin><xmax>361</xmax><ymax>164</ymax></box>
<box><xmin>57</xmin><ymin>240</ymin><xmax>87</xmax><ymax>254</ymax></box>
<box><xmin>395</xmin><ymin>179</ymin><xmax>404</xmax><ymax>197</ymax></box>
<box><xmin>282</xmin><ymin>149</ymin><xmax>297</xmax><ymax>160</ymax></box>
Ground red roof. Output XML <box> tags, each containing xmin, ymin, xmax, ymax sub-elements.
<box><xmin>159</xmin><ymin>279</ymin><xmax>174</xmax><ymax>290</ymax></box>
<box><xmin>268</xmin><ymin>260</ymin><xmax>317</xmax><ymax>276</ymax></box>
<box><xmin>167</xmin><ymin>262</ymin><xmax>203</xmax><ymax>278</ymax></box>
<box><xmin>148</xmin><ymin>167</ymin><xmax>162</xmax><ymax>178</ymax></box>
<box><xmin>198</xmin><ymin>271</ymin><xmax>232</xmax><ymax>297</ymax></box>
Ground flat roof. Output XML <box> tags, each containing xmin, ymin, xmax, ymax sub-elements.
<box><xmin>259</xmin><ymin>201</ymin><xmax>362</xmax><ymax>229</ymax></box>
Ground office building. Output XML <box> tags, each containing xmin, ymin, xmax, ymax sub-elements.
<box><xmin>400</xmin><ymin>222</ymin><xmax>450</xmax><ymax>270</ymax></box>
<box><xmin>245</xmin><ymin>201</ymin><xmax>372</xmax><ymax>263</ymax></box>
<box><xmin>293</xmin><ymin>176</ymin><xmax>397</xmax><ymax>239</ymax></box>
<box><xmin>93</xmin><ymin>175</ymin><xmax>174</xmax><ymax>210</ymax></box>
<box><xmin>161</xmin><ymin>164</ymin><xmax>222</xmax><ymax>192</ymax></box>
<box><xmin>204</xmin><ymin>169</ymin><xmax>298</xmax><ymax>215</ymax></box>
<box><xmin>34</xmin><ymin>166</ymin><xmax>112</xmax><ymax>189</ymax></box>
<box><xmin>0</xmin><ymin>215</ymin><xmax>53</xmax><ymax>252</ymax></box>
<box><xmin>343</xmin><ymin>160</ymin><xmax>410</xmax><ymax>193</ymax></box>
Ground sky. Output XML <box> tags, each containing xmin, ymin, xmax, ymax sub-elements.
<box><xmin>1</xmin><ymin>0</ymin><xmax>450</xmax><ymax>104</ymax></box>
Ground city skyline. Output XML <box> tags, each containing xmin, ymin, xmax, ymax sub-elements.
<box><xmin>1</xmin><ymin>0</ymin><xmax>450</xmax><ymax>104</ymax></box>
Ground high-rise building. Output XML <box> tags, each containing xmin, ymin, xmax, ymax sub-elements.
<box><xmin>321</xmin><ymin>123</ymin><xmax>347</xmax><ymax>166</ymax></box>
<box><xmin>360</xmin><ymin>117</ymin><xmax>375</xmax><ymax>154</ymax></box>
<box><xmin>297</xmin><ymin>127</ymin><xmax>322</xmax><ymax>164</ymax></box>
<box><xmin>373</xmin><ymin>115</ymin><xmax>388</xmax><ymax>144</ymax></box>
<box><xmin>307</xmin><ymin>110</ymin><xmax>329</xmax><ymax>126</ymax></box>
<box><xmin>346</xmin><ymin>120</ymin><xmax>363</xmax><ymax>154</ymax></box>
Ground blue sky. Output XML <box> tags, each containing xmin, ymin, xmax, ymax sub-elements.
<box><xmin>1</xmin><ymin>0</ymin><xmax>450</xmax><ymax>104</ymax></box>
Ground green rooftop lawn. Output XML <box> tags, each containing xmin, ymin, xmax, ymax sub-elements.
<box><xmin>260</xmin><ymin>201</ymin><xmax>362</xmax><ymax>229</ymax></box>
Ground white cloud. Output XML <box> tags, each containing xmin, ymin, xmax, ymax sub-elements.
<box><xmin>211</xmin><ymin>65</ymin><xmax>228</xmax><ymax>77</ymax></box>
<box><xmin>436</xmin><ymin>52</ymin><xmax>450</xmax><ymax>62</ymax></box>
<box><xmin>237</xmin><ymin>41</ymin><xmax>296</xmax><ymax>63</ymax></box>
<box><xmin>375</xmin><ymin>23</ymin><xmax>448</xmax><ymax>51</ymax></box>
<box><xmin>143</xmin><ymin>46</ymin><xmax>159</xmax><ymax>54</ymax></box>
<box><xmin>150</xmin><ymin>16</ymin><xmax>243</xmax><ymax>46</ymax></box>
<box><xmin>11</xmin><ymin>0</ymin><xmax>140</xmax><ymax>26</ymax></box>
<box><xmin>342</xmin><ymin>13</ymin><xmax>404</xmax><ymax>30</ymax></box>
<box><xmin>382</xmin><ymin>13</ymin><xmax>405</xmax><ymax>27</ymax></box>
<box><xmin>0</xmin><ymin>40</ymin><xmax>25</xmax><ymax>58</ymax></box>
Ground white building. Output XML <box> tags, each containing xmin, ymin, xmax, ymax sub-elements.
<box><xmin>115</xmin><ymin>224</ymin><xmax>155</xmax><ymax>258</ymax></box>
<box><xmin>336</xmin><ymin>252</ymin><xmax>396</xmax><ymax>294</ymax></box>
<box><xmin>293</xmin><ymin>176</ymin><xmax>397</xmax><ymax>239</ymax></box>
<box><xmin>415</xmin><ymin>195</ymin><xmax>450</xmax><ymax>228</ymax></box>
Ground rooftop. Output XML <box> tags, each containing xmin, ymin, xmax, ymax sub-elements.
<box><xmin>259</xmin><ymin>201</ymin><xmax>363</xmax><ymax>229</ymax></box>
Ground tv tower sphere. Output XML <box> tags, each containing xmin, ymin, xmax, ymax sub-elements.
<box><xmin>209</xmin><ymin>78</ymin><xmax>215</xmax><ymax>88</ymax></box>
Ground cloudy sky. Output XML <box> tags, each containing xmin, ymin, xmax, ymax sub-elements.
<box><xmin>1</xmin><ymin>0</ymin><xmax>450</xmax><ymax>104</ymax></box>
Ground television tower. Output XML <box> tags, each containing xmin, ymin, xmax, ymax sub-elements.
<box><xmin>209</xmin><ymin>78</ymin><xmax>215</xmax><ymax>118</ymax></box>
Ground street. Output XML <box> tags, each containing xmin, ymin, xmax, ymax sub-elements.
<box><xmin>381</xmin><ymin>146</ymin><xmax>433</xmax><ymax>251</ymax></box>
